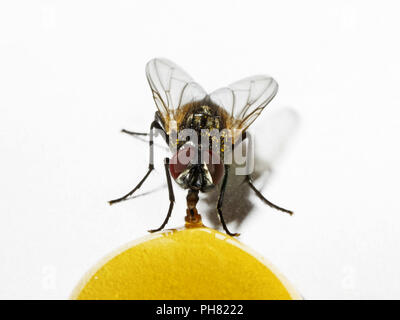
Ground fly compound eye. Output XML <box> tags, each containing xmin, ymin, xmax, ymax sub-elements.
<box><xmin>169</xmin><ymin>146</ymin><xmax>196</xmax><ymax>180</ymax></box>
<box><xmin>204</xmin><ymin>150</ymin><xmax>224</xmax><ymax>185</ymax></box>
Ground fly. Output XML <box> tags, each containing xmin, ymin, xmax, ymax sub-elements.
<box><xmin>109</xmin><ymin>58</ymin><xmax>293</xmax><ymax>236</ymax></box>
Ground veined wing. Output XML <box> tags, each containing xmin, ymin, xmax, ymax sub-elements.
<box><xmin>146</xmin><ymin>58</ymin><xmax>207</xmax><ymax>131</ymax></box>
<box><xmin>209</xmin><ymin>75</ymin><xmax>278</xmax><ymax>132</ymax></box>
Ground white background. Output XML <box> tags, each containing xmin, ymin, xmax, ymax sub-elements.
<box><xmin>1</xmin><ymin>1</ymin><xmax>399</xmax><ymax>299</ymax></box>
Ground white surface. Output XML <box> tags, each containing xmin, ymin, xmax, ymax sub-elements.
<box><xmin>1</xmin><ymin>1</ymin><xmax>400</xmax><ymax>299</ymax></box>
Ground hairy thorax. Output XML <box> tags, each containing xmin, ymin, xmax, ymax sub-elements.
<box><xmin>177</xmin><ymin>100</ymin><xmax>229</xmax><ymax>132</ymax></box>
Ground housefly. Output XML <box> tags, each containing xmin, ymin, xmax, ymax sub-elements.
<box><xmin>109</xmin><ymin>58</ymin><xmax>292</xmax><ymax>236</ymax></box>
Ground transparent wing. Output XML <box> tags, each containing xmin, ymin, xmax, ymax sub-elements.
<box><xmin>209</xmin><ymin>75</ymin><xmax>278</xmax><ymax>131</ymax></box>
<box><xmin>146</xmin><ymin>58</ymin><xmax>207</xmax><ymax>121</ymax></box>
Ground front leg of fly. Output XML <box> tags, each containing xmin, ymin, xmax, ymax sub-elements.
<box><xmin>148</xmin><ymin>157</ymin><xmax>175</xmax><ymax>233</ymax></box>
<box><xmin>216</xmin><ymin>165</ymin><xmax>240</xmax><ymax>237</ymax></box>
<box><xmin>108</xmin><ymin>118</ymin><xmax>164</xmax><ymax>205</ymax></box>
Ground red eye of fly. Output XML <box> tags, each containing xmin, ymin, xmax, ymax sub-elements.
<box><xmin>205</xmin><ymin>150</ymin><xmax>224</xmax><ymax>185</ymax></box>
<box><xmin>169</xmin><ymin>146</ymin><xmax>196</xmax><ymax>180</ymax></box>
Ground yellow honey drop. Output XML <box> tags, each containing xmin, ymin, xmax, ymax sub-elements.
<box><xmin>71</xmin><ymin>227</ymin><xmax>301</xmax><ymax>300</ymax></box>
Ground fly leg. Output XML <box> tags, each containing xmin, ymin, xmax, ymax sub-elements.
<box><xmin>246</xmin><ymin>175</ymin><xmax>293</xmax><ymax>215</ymax></box>
<box><xmin>148</xmin><ymin>158</ymin><xmax>175</xmax><ymax>233</ymax></box>
<box><xmin>108</xmin><ymin>119</ymin><xmax>163</xmax><ymax>205</ymax></box>
<box><xmin>121</xmin><ymin>112</ymin><xmax>169</xmax><ymax>144</ymax></box>
<box><xmin>121</xmin><ymin>129</ymin><xmax>148</xmax><ymax>136</ymax></box>
<box><xmin>217</xmin><ymin>165</ymin><xmax>240</xmax><ymax>237</ymax></box>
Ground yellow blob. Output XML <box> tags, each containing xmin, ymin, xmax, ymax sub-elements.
<box><xmin>71</xmin><ymin>227</ymin><xmax>300</xmax><ymax>300</ymax></box>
